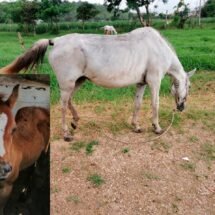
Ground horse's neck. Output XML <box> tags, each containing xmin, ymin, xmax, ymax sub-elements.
<box><xmin>171</xmin><ymin>70</ymin><xmax>186</xmax><ymax>84</ymax></box>
<box><xmin>168</xmin><ymin>58</ymin><xmax>186</xmax><ymax>83</ymax></box>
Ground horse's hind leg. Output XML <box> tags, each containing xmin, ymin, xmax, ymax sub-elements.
<box><xmin>132</xmin><ymin>84</ymin><xmax>146</xmax><ymax>133</ymax></box>
<box><xmin>61</xmin><ymin>86</ymin><xmax>75</xmax><ymax>142</ymax></box>
<box><xmin>68</xmin><ymin>101</ymin><xmax>79</xmax><ymax>130</ymax></box>
<box><xmin>68</xmin><ymin>77</ymin><xmax>86</xmax><ymax>129</ymax></box>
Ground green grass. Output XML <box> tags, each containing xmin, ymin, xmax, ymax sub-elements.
<box><xmin>66</xmin><ymin>195</ymin><xmax>80</xmax><ymax>203</ymax></box>
<box><xmin>85</xmin><ymin>140</ymin><xmax>99</xmax><ymax>155</ymax></box>
<box><xmin>62</xmin><ymin>167</ymin><xmax>71</xmax><ymax>174</ymax></box>
<box><xmin>122</xmin><ymin>148</ymin><xmax>129</xmax><ymax>153</ymax></box>
<box><xmin>199</xmin><ymin>142</ymin><xmax>215</xmax><ymax>167</ymax></box>
<box><xmin>0</xmin><ymin>27</ymin><xmax>214</xmax><ymax>104</ymax></box>
<box><xmin>70</xmin><ymin>141</ymin><xmax>86</xmax><ymax>152</ymax></box>
<box><xmin>185</xmin><ymin>109</ymin><xmax>215</xmax><ymax>132</ymax></box>
<box><xmin>189</xmin><ymin>136</ymin><xmax>199</xmax><ymax>143</ymax></box>
<box><xmin>180</xmin><ymin>162</ymin><xmax>196</xmax><ymax>172</ymax></box>
<box><xmin>87</xmin><ymin>174</ymin><xmax>105</xmax><ymax>187</ymax></box>
<box><xmin>108</xmin><ymin>120</ymin><xmax>131</xmax><ymax>134</ymax></box>
<box><xmin>151</xmin><ymin>141</ymin><xmax>172</xmax><ymax>153</ymax></box>
<box><xmin>0</xmin><ymin>18</ymin><xmax>214</xmax><ymax>33</ymax></box>
<box><xmin>70</xmin><ymin>140</ymin><xmax>99</xmax><ymax>154</ymax></box>
<box><xmin>162</xmin><ymin>29</ymin><xmax>215</xmax><ymax>71</ymax></box>
<box><xmin>142</xmin><ymin>171</ymin><xmax>160</xmax><ymax>180</ymax></box>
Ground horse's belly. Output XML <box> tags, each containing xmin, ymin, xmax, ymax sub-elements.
<box><xmin>88</xmin><ymin>70</ymin><xmax>143</xmax><ymax>88</ymax></box>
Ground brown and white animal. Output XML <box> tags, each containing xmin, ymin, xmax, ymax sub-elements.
<box><xmin>101</xmin><ymin>25</ymin><xmax>117</xmax><ymax>35</ymax></box>
<box><xmin>0</xmin><ymin>85</ymin><xmax>49</xmax><ymax>214</ymax></box>
<box><xmin>0</xmin><ymin>27</ymin><xmax>195</xmax><ymax>141</ymax></box>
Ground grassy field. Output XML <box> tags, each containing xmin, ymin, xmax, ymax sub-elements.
<box><xmin>0</xmin><ymin>17</ymin><xmax>215</xmax><ymax>33</ymax></box>
<box><xmin>0</xmin><ymin>28</ymin><xmax>214</xmax><ymax>104</ymax></box>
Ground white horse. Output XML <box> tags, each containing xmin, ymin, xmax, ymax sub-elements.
<box><xmin>101</xmin><ymin>25</ymin><xmax>117</xmax><ymax>35</ymax></box>
<box><xmin>0</xmin><ymin>27</ymin><xmax>195</xmax><ymax>141</ymax></box>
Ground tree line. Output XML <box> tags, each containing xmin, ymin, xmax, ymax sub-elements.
<box><xmin>0</xmin><ymin>0</ymin><xmax>213</xmax><ymax>33</ymax></box>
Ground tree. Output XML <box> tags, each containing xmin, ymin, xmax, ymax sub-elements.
<box><xmin>21</xmin><ymin>0</ymin><xmax>39</xmax><ymax>33</ymax></box>
<box><xmin>105</xmin><ymin>0</ymin><xmax>168</xmax><ymax>26</ymax></box>
<box><xmin>39</xmin><ymin>0</ymin><xmax>68</xmax><ymax>32</ymax></box>
<box><xmin>40</xmin><ymin>0</ymin><xmax>61</xmax><ymax>28</ymax></box>
<box><xmin>173</xmin><ymin>0</ymin><xmax>190</xmax><ymax>28</ymax></box>
<box><xmin>76</xmin><ymin>2</ymin><xmax>99</xmax><ymax>29</ymax></box>
<box><xmin>0</xmin><ymin>1</ymin><xmax>23</xmax><ymax>24</ymax></box>
<box><xmin>202</xmin><ymin>0</ymin><xmax>215</xmax><ymax>17</ymax></box>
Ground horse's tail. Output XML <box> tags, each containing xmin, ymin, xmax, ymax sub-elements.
<box><xmin>0</xmin><ymin>39</ymin><xmax>54</xmax><ymax>74</ymax></box>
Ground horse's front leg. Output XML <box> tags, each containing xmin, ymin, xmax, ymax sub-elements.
<box><xmin>132</xmin><ymin>84</ymin><xmax>146</xmax><ymax>133</ymax></box>
<box><xmin>148</xmin><ymin>77</ymin><xmax>163</xmax><ymax>134</ymax></box>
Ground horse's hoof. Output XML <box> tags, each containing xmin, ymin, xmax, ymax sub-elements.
<box><xmin>154</xmin><ymin>129</ymin><xmax>163</xmax><ymax>134</ymax></box>
<box><xmin>133</xmin><ymin>128</ymin><xmax>144</xmax><ymax>133</ymax></box>
<box><xmin>64</xmin><ymin>135</ymin><xmax>73</xmax><ymax>142</ymax></box>
<box><xmin>71</xmin><ymin>122</ymin><xmax>77</xmax><ymax>129</ymax></box>
<box><xmin>71</xmin><ymin>122</ymin><xmax>78</xmax><ymax>129</ymax></box>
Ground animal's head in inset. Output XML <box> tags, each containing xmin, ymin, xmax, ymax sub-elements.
<box><xmin>0</xmin><ymin>158</ymin><xmax>12</xmax><ymax>181</ymax></box>
<box><xmin>0</xmin><ymin>84</ymin><xmax>19</xmax><ymax>180</ymax></box>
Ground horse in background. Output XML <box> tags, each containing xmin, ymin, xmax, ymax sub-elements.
<box><xmin>0</xmin><ymin>27</ymin><xmax>195</xmax><ymax>141</ymax></box>
<box><xmin>101</xmin><ymin>25</ymin><xmax>117</xmax><ymax>35</ymax></box>
<box><xmin>0</xmin><ymin>85</ymin><xmax>50</xmax><ymax>214</ymax></box>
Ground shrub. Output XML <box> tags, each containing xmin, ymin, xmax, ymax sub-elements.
<box><xmin>35</xmin><ymin>24</ymin><xmax>48</xmax><ymax>34</ymax></box>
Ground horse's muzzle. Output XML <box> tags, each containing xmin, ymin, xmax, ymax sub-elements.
<box><xmin>0</xmin><ymin>162</ymin><xmax>12</xmax><ymax>180</ymax></box>
<box><xmin>177</xmin><ymin>103</ymin><xmax>185</xmax><ymax>112</ymax></box>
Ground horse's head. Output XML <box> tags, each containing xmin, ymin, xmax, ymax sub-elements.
<box><xmin>0</xmin><ymin>158</ymin><xmax>12</xmax><ymax>181</ymax></box>
<box><xmin>0</xmin><ymin>84</ymin><xmax>19</xmax><ymax>180</ymax></box>
<box><xmin>171</xmin><ymin>69</ymin><xmax>196</xmax><ymax>112</ymax></box>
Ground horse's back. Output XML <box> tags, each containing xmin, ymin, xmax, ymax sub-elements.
<box><xmin>48</xmin><ymin>27</ymin><xmax>179</xmax><ymax>88</ymax></box>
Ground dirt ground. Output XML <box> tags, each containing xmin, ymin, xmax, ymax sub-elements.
<box><xmin>50</xmin><ymin>78</ymin><xmax>215</xmax><ymax>215</ymax></box>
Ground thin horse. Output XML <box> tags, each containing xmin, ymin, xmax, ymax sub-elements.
<box><xmin>0</xmin><ymin>85</ymin><xmax>49</xmax><ymax>214</ymax></box>
<box><xmin>0</xmin><ymin>27</ymin><xmax>195</xmax><ymax>141</ymax></box>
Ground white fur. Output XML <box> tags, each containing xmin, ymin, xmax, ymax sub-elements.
<box><xmin>48</xmin><ymin>27</ymin><xmax>194</xmax><ymax>138</ymax></box>
<box><xmin>102</xmin><ymin>25</ymin><xmax>117</xmax><ymax>35</ymax></box>
<box><xmin>0</xmin><ymin>113</ymin><xmax>7</xmax><ymax>157</ymax></box>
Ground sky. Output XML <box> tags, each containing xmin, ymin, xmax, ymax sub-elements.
<box><xmin>0</xmin><ymin>0</ymin><xmax>205</xmax><ymax>13</ymax></box>
<box><xmin>70</xmin><ymin>0</ymin><xmax>204</xmax><ymax>13</ymax></box>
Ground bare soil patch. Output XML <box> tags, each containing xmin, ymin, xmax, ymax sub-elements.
<box><xmin>51</xmin><ymin>80</ymin><xmax>215</xmax><ymax>215</ymax></box>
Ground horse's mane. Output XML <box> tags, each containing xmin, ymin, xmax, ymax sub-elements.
<box><xmin>161</xmin><ymin>34</ymin><xmax>177</xmax><ymax>54</ymax></box>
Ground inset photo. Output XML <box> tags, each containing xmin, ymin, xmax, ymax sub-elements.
<box><xmin>0</xmin><ymin>74</ymin><xmax>50</xmax><ymax>215</ymax></box>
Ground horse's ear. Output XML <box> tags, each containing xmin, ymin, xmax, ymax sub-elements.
<box><xmin>6</xmin><ymin>84</ymin><xmax>19</xmax><ymax>108</ymax></box>
<box><xmin>187</xmin><ymin>68</ymin><xmax>196</xmax><ymax>78</ymax></box>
